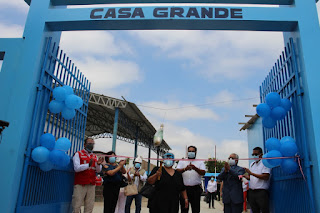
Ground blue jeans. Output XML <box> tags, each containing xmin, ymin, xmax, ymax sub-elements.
<box><xmin>125</xmin><ymin>194</ymin><xmax>142</xmax><ymax>213</ymax></box>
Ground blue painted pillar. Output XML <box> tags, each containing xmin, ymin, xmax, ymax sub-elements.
<box><xmin>134</xmin><ymin>127</ymin><xmax>139</xmax><ymax>158</ymax></box>
<box><xmin>283</xmin><ymin>0</ymin><xmax>320</xmax><ymax>211</ymax></box>
<box><xmin>112</xmin><ymin>107</ymin><xmax>119</xmax><ymax>152</ymax></box>
<box><xmin>0</xmin><ymin>1</ymin><xmax>62</xmax><ymax>212</ymax></box>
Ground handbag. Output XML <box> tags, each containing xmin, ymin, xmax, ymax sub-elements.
<box><xmin>139</xmin><ymin>183</ymin><xmax>156</xmax><ymax>199</ymax></box>
<box><xmin>120</xmin><ymin>175</ymin><xmax>128</xmax><ymax>188</ymax></box>
<box><xmin>124</xmin><ymin>181</ymin><xmax>138</xmax><ymax>196</ymax></box>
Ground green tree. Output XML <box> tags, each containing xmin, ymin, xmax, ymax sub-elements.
<box><xmin>205</xmin><ymin>158</ymin><xmax>226</xmax><ymax>173</ymax></box>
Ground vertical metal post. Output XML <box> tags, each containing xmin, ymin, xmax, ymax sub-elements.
<box><xmin>157</xmin><ymin>147</ymin><xmax>159</xmax><ymax>167</ymax></box>
<box><xmin>134</xmin><ymin>127</ymin><xmax>139</xmax><ymax>158</ymax></box>
<box><xmin>215</xmin><ymin>145</ymin><xmax>217</xmax><ymax>179</ymax></box>
<box><xmin>112</xmin><ymin>107</ymin><xmax>119</xmax><ymax>152</ymax></box>
<box><xmin>148</xmin><ymin>141</ymin><xmax>151</xmax><ymax>175</ymax></box>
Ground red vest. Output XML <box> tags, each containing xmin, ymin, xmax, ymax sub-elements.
<box><xmin>74</xmin><ymin>149</ymin><xmax>98</xmax><ymax>185</ymax></box>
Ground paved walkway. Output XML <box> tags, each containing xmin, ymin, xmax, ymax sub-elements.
<box><xmin>91</xmin><ymin>198</ymin><xmax>224</xmax><ymax>213</ymax></box>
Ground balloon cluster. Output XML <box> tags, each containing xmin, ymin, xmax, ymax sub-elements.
<box><xmin>49</xmin><ymin>85</ymin><xmax>83</xmax><ymax>120</ymax></box>
<box><xmin>31</xmin><ymin>133</ymin><xmax>72</xmax><ymax>172</ymax></box>
<box><xmin>262</xmin><ymin>136</ymin><xmax>299</xmax><ymax>174</ymax></box>
<box><xmin>256</xmin><ymin>92</ymin><xmax>292</xmax><ymax>129</ymax></box>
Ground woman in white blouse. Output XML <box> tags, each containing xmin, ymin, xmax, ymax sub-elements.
<box><xmin>206</xmin><ymin>176</ymin><xmax>217</xmax><ymax>209</ymax></box>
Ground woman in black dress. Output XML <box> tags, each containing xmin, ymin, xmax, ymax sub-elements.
<box><xmin>102</xmin><ymin>151</ymin><xmax>126</xmax><ymax>213</ymax></box>
<box><xmin>147</xmin><ymin>153</ymin><xmax>188</xmax><ymax>213</ymax></box>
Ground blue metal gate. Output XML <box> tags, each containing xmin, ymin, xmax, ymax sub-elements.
<box><xmin>15</xmin><ymin>38</ymin><xmax>90</xmax><ymax>213</ymax></box>
<box><xmin>260</xmin><ymin>39</ymin><xmax>314</xmax><ymax>212</ymax></box>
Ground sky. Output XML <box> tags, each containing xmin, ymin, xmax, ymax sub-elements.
<box><xmin>1</xmin><ymin>0</ymin><xmax>320</xmax><ymax>168</ymax></box>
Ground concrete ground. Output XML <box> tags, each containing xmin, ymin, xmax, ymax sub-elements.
<box><xmin>90</xmin><ymin>197</ymin><xmax>224</xmax><ymax>213</ymax></box>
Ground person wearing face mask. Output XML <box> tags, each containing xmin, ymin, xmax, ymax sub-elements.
<box><xmin>147</xmin><ymin>152</ymin><xmax>188</xmax><ymax>213</ymax></box>
<box><xmin>176</xmin><ymin>145</ymin><xmax>206</xmax><ymax>213</ymax></box>
<box><xmin>217</xmin><ymin>153</ymin><xmax>245</xmax><ymax>213</ymax></box>
<box><xmin>102</xmin><ymin>151</ymin><xmax>127</xmax><ymax>213</ymax></box>
<box><xmin>125</xmin><ymin>156</ymin><xmax>147</xmax><ymax>213</ymax></box>
<box><xmin>71</xmin><ymin>138</ymin><xmax>104</xmax><ymax>213</ymax></box>
<box><xmin>244</xmin><ymin>147</ymin><xmax>271</xmax><ymax>213</ymax></box>
<box><xmin>206</xmin><ymin>176</ymin><xmax>217</xmax><ymax>209</ymax></box>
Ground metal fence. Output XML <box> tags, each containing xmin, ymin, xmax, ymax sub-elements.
<box><xmin>260</xmin><ymin>38</ymin><xmax>313</xmax><ymax>212</ymax></box>
<box><xmin>16</xmin><ymin>38</ymin><xmax>90</xmax><ymax>213</ymax></box>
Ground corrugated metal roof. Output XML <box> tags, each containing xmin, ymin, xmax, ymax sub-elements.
<box><xmin>85</xmin><ymin>92</ymin><xmax>171</xmax><ymax>154</ymax></box>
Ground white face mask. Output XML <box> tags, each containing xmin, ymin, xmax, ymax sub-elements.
<box><xmin>228</xmin><ymin>159</ymin><xmax>236</xmax><ymax>166</ymax></box>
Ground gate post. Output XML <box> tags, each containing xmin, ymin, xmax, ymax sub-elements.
<box><xmin>0</xmin><ymin>1</ymin><xmax>62</xmax><ymax>212</ymax></box>
<box><xmin>283</xmin><ymin>0</ymin><xmax>320</xmax><ymax>211</ymax></box>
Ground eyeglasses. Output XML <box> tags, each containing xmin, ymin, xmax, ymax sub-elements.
<box><xmin>228</xmin><ymin>157</ymin><xmax>235</xmax><ymax>160</ymax></box>
<box><xmin>252</xmin><ymin>154</ymin><xmax>259</xmax><ymax>156</ymax></box>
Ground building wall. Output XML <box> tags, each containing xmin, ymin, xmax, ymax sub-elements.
<box><xmin>247</xmin><ymin>117</ymin><xmax>264</xmax><ymax>165</ymax></box>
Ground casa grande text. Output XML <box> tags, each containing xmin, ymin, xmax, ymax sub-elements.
<box><xmin>90</xmin><ymin>7</ymin><xmax>243</xmax><ymax>19</ymax></box>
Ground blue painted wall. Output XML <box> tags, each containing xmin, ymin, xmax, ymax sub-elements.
<box><xmin>246</xmin><ymin>117</ymin><xmax>264</xmax><ymax>165</ymax></box>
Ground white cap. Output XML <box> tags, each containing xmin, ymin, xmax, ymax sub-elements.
<box><xmin>134</xmin><ymin>156</ymin><xmax>143</xmax><ymax>163</ymax></box>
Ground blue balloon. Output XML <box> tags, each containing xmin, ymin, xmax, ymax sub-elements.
<box><xmin>32</xmin><ymin>147</ymin><xmax>50</xmax><ymax>163</ymax></box>
<box><xmin>265</xmin><ymin>92</ymin><xmax>281</xmax><ymax>108</ymax></box>
<box><xmin>280</xmin><ymin>141</ymin><xmax>298</xmax><ymax>157</ymax></box>
<box><xmin>40</xmin><ymin>133</ymin><xmax>56</xmax><ymax>150</ymax></box>
<box><xmin>65</xmin><ymin>95</ymin><xmax>78</xmax><ymax>109</ymax></box>
<box><xmin>39</xmin><ymin>160</ymin><xmax>54</xmax><ymax>172</ymax></box>
<box><xmin>280</xmin><ymin>136</ymin><xmax>295</xmax><ymax>144</ymax></box>
<box><xmin>270</xmin><ymin>106</ymin><xmax>287</xmax><ymax>120</ymax></box>
<box><xmin>63</xmin><ymin>85</ymin><xmax>74</xmax><ymax>96</ymax></box>
<box><xmin>267</xmin><ymin>150</ymin><xmax>283</xmax><ymax>167</ymax></box>
<box><xmin>280</xmin><ymin>99</ymin><xmax>292</xmax><ymax>112</ymax></box>
<box><xmin>48</xmin><ymin>100</ymin><xmax>64</xmax><ymax>114</ymax></box>
<box><xmin>74</xmin><ymin>96</ymin><xmax>83</xmax><ymax>109</ymax></box>
<box><xmin>262</xmin><ymin>117</ymin><xmax>277</xmax><ymax>129</ymax></box>
<box><xmin>62</xmin><ymin>106</ymin><xmax>76</xmax><ymax>120</ymax></box>
<box><xmin>49</xmin><ymin>150</ymin><xmax>66</xmax><ymax>165</ymax></box>
<box><xmin>265</xmin><ymin>137</ymin><xmax>281</xmax><ymax>151</ymax></box>
<box><xmin>53</xmin><ymin>87</ymin><xmax>67</xmax><ymax>101</ymax></box>
<box><xmin>262</xmin><ymin>153</ymin><xmax>275</xmax><ymax>169</ymax></box>
<box><xmin>256</xmin><ymin>103</ymin><xmax>271</xmax><ymax>117</ymax></box>
<box><xmin>61</xmin><ymin>153</ymin><xmax>71</xmax><ymax>167</ymax></box>
<box><xmin>55</xmin><ymin>137</ymin><xmax>71</xmax><ymax>152</ymax></box>
<box><xmin>281</xmin><ymin>158</ymin><xmax>298</xmax><ymax>174</ymax></box>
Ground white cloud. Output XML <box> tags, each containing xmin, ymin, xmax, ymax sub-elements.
<box><xmin>206</xmin><ymin>90</ymin><xmax>237</xmax><ymax>108</ymax></box>
<box><xmin>0</xmin><ymin>23</ymin><xmax>23</xmax><ymax>38</ymax></box>
<box><xmin>60</xmin><ymin>31</ymin><xmax>134</xmax><ymax>58</ymax></box>
<box><xmin>140</xmin><ymin>101</ymin><xmax>220</xmax><ymax>121</ymax></box>
<box><xmin>130</xmin><ymin>30</ymin><xmax>283</xmax><ymax>81</ymax></box>
<box><xmin>0</xmin><ymin>0</ymin><xmax>28</xmax><ymax>12</ymax></box>
<box><xmin>75</xmin><ymin>57</ymin><xmax>142</xmax><ymax>93</ymax></box>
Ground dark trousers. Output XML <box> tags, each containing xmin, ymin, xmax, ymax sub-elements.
<box><xmin>208</xmin><ymin>192</ymin><xmax>215</xmax><ymax>208</ymax></box>
<box><xmin>180</xmin><ymin>185</ymin><xmax>201</xmax><ymax>213</ymax></box>
<box><xmin>103</xmin><ymin>182</ymin><xmax>121</xmax><ymax>213</ymax></box>
<box><xmin>248</xmin><ymin>189</ymin><xmax>270</xmax><ymax>213</ymax></box>
<box><xmin>224</xmin><ymin>202</ymin><xmax>243</xmax><ymax>213</ymax></box>
<box><xmin>125</xmin><ymin>194</ymin><xmax>142</xmax><ymax>213</ymax></box>
<box><xmin>216</xmin><ymin>191</ymin><xmax>220</xmax><ymax>201</ymax></box>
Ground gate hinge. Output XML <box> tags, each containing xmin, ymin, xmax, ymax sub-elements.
<box><xmin>37</xmin><ymin>84</ymin><xmax>43</xmax><ymax>91</ymax></box>
<box><xmin>25</xmin><ymin>147</ymin><xmax>32</xmax><ymax>157</ymax></box>
<box><xmin>298</xmin><ymin>89</ymin><xmax>304</xmax><ymax>96</ymax></box>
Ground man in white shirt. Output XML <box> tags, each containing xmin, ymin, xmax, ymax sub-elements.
<box><xmin>206</xmin><ymin>177</ymin><xmax>217</xmax><ymax>209</ymax></box>
<box><xmin>125</xmin><ymin>156</ymin><xmax>147</xmax><ymax>213</ymax></box>
<box><xmin>245</xmin><ymin>147</ymin><xmax>271</xmax><ymax>213</ymax></box>
<box><xmin>72</xmin><ymin>138</ymin><xmax>104</xmax><ymax>213</ymax></box>
<box><xmin>177</xmin><ymin>145</ymin><xmax>206</xmax><ymax>213</ymax></box>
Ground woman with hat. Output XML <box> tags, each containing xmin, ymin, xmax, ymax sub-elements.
<box><xmin>147</xmin><ymin>152</ymin><xmax>189</xmax><ymax>213</ymax></box>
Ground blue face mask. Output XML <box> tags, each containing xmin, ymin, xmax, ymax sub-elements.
<box><xmin>211</xmin><ymin>178</ymin><xmax>214</xmax><ymax>181</ymax></box>
<box><xmin>188</xmin><ymin>152</ymin><xmax>196</xmax><ymax>159</ymax></box>
<box><xmin>164</xmin><ymin>160</ymin><xmax>174</xmax><ymax>167</ymax></box>
<box><xmin>109</xmin><ymin>157</ymin><xmax>116</xmax><ymax>163</ymax></box>
<box><xmin>135</xmin><ymin>163</ymin><xmax>141</xmax><ymax>169</ymax></box>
